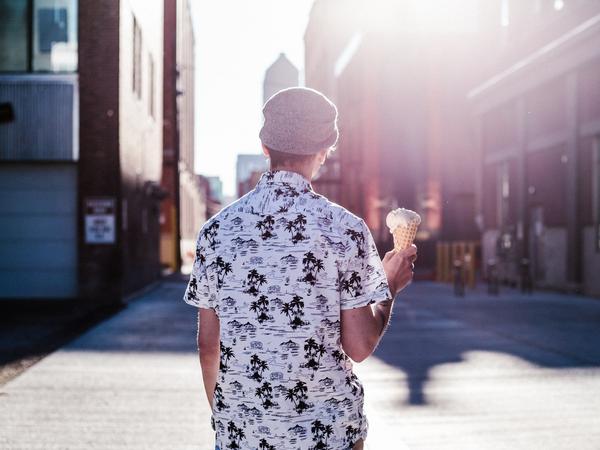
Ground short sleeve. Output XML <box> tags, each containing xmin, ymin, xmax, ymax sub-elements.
<box><xmin>339</xmin><ymin>219</ymin><xmax>392</xmax><ymax>310</ymax></box>
<box><xmin>183</xmin><ymin>233</ymin><xmax>216</xmax><ymax>310</ymax></box>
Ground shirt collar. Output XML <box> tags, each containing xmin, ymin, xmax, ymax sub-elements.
<box><xmin>257</xmin><ymin>170</ymin><xmax>313</xmax><ymax>192</ymax></box>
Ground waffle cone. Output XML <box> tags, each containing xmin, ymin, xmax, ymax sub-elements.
<box><xmin>392</xmin><ymin>221</ymin><xmax>419</xmax><ymax>252</ymax></box>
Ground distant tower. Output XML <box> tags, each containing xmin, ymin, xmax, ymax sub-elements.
<box><xmin>263</xmin><ymin>52</ymin><xmax>299</xmax><ymax>103</ymax></box>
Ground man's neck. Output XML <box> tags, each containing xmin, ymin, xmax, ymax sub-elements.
<box><xmin>269</xmin><ymin>165</ymin><xmax>313</xmax><ymax>181</ymax></box>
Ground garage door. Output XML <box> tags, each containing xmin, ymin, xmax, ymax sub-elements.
<box><xmin>0</xmin><ymin>164</ymin><xmax>77</xmax><ymax>298</ymax></box>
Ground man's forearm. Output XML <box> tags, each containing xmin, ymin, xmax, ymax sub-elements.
<box><xmin>199</xmin><ymin>350</ymin><xmax>219</xmax><ymax>410</ymax></box>
<box><xmin>373</xmin><ymin>298</ymin><xmax>395</xmax><ymax>340</ymax></box>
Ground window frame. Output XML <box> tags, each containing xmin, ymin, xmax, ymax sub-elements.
<box><xmin>0</xmin><ymin>0</ymin><xmax>78</xmax><ymax>73</ymax></box>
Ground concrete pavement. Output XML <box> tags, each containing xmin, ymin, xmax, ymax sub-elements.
<box><xmin>356</xmin><ymin>282</ymin><xmax>600</xmax><ymax>450</ymax></box>
<box><xmin>1</xmin><ymin>280</ymin><xmax>599</xmax><ymax>449</ymax></box>
<box><xmin>0</xmin><ymin>281</ymin><xmax>212</xmax><ymax>449</ymax></box>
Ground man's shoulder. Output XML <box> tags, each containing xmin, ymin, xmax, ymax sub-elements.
<box><xmin>315</xmin><ymin>195</ymin><xmax>365</xmax><ymax>230</ymax></box>
<box><xmin>199</xmin><ymin>192</ymin><xmax>255</xmax><ymax>232</ymax></box>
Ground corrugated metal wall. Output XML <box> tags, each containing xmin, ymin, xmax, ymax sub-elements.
<box><xmin>0</xmin><ymin>75</ymin><xmax>78</xmax><ymax>161</ymax></box>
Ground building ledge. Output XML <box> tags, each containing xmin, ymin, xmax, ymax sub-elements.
<box><xmin>468</xmin><ymin>13</ymin><xmax>600</xmax><ymax>100</ymax></box>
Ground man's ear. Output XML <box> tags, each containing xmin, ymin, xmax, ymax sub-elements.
<box><xmin>262</xmin><ymin>144</ymin><xmax>270</xmax><ymax>158</ymax></box>
<box><xmin>319</xmin><ymin>148</ymin><xmax>328</xmax><ymax>165</ymax></box>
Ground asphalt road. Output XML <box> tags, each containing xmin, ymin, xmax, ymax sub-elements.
<box><xmin>1</xmin><ymin>280</ymin><xmax>599</xmax><ymax>449</ymax></box>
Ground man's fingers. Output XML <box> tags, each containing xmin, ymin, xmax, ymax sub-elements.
<box><xmin>398</xmin><ymin>245</ymin><xmax>417</xmax><ymax>259</ymax></box>
<box><xmin>383</xmin><ymin>250</ymin><xmax>396</xmax><ymax>262</ymax></box>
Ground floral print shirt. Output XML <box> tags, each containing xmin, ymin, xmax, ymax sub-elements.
<box><xmin>184</xmin><ymin>170</ymin><xmax>391</xmax><ymax>450</ymax></box>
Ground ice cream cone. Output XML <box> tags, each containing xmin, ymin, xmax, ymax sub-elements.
<box><xmin>386</xmin><ymin>208</ymin><xmax>421</xmax><ymax>252</ymax></box>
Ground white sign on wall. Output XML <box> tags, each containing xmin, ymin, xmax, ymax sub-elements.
<box><xmin>85</xmin><ymin>197</ymin><xmax>116</xmax><ymax>244</ymax></box>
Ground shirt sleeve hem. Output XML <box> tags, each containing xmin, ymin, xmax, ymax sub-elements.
<box><xmin>340</xmin><ymin>287</ymin><xmax>392</xmax><ymax>310</ymax></box>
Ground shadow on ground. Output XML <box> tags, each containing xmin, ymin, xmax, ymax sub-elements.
<box><xmin>373</xmin><ymin>282</ymin><xmax>600</xmax><ymax>405</ymax></box>
<box><xmin>3</xmin><ymin>276</ymin><xmax>600</xmax><ymax>407</ymax></box>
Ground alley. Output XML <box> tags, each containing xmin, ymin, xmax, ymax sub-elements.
<box><xmin>1</xmin><ymin>281</ymin><xmax>599</xmax><ymax>449</ymax></box>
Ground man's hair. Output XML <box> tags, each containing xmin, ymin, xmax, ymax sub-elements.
<box><xmin>266</xmin><ymin>146</ymin><xmax>335</xmax><ymax>170</ymax></box>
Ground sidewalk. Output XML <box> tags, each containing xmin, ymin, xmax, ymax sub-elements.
<box><xmin>0</xmin><ymin>280</ymin><xmax>212</xmax><ymax>450</ymax></box>
<box><xmin>1</xmin><ymin>280</ymin><xmax>599</xmax><ymax>449</ymax></box>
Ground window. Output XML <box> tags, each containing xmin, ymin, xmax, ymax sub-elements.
<box><xmin>148</xmin><ymin>53</ymin><xmax>155</xmax><ymax>118</ymax></box>
<box><xmin>0</xmin><ymin>0</ymin><xmax>77</xmax><ymax>72</ymax></box>
<box><xmin>0</xmin><ymin>0</ymin><xmax>29</xmax><ymax>71</ymax></box>
<box><xmin>132</xmin><ymin>15</ymin><xmax>142</xmax><ymax>99</ymax></box>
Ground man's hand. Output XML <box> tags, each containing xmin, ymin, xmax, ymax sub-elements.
<box><xmin>382</xmin><ymin>244</ymin><xmax>417</xmax><ymax>297</ymax></box>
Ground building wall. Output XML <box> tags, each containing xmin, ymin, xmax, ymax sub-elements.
<box><xmin>305</xmin><ymin>1</ymin><xmax>489</xmax><ymax>271</ymax></box>
<box><xmin>0</xmin><ymin>75</ymin><xmax>78</xmax><ymax>161</ymax></box>
<box><xmin>78</xmin><ymin>0</ymin><xmax>123</xmax><ymax>305</ymax></box>
<box><xmin>160</xmin><ymin>0</ymin><xmax>199</xmax><ymax>272</ymax></box>
<box><xmin>236</xmin><ymin>154</ymin><xmax>268</xmax><ymax>198</ymax></box>
<box><xmin>470</xmin><ymin>1</ymin><xmax>600</xmax><ymax>295</ymax></box>
<box><xmin>178</xmin><ymin>0</ymin><xmax>195</xmax><ymax>173</ymax></box>
<box><xmin>583</xmin><ymin>226</ymin><xmax>600</xmax><ymax>296</ymax></box>
<box><xmin>180</xmin><ymin>173</ymin><xmax>207</xmax><ymax>271</ymax></box>
<box><xmin>119</xmin><ymin>0</ymin><xmax>164</xmax><ymax>294</ymax></box>
<box><xmin>263</xmin><ymin>53</ymin><xmax>299</xmax><ymax>103</ymax></box>
<box><xmin>177</xmin><ymin>0</ymin><xmax>201</xmax><ymax>245</ymax></box>
<box><xmin>160</xmin><ymin>0</ymin><xmax>178</xmax><ymax>270</ymax></box>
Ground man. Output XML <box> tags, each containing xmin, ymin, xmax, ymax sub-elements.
<box><xmin>184</xmin><ymin>87</ymin><xmax>416</xmax><ymax>450</ymax></box>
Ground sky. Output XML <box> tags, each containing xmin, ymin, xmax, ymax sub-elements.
<box><xmin>190</xmin><ymin>0</ymin><xmax>315</xmax><ymax>197</ymax></box>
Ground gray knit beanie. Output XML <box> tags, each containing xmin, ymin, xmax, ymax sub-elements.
<box><xmin>259</xmin><ymin>87</ymin><xmax>339</xmax><ymax>155</ymax></box>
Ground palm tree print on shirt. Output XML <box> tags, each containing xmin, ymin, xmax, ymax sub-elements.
<box><xmin>195</xmin><ymin>246</ymin><xmax>206</xmax><ymax>264</ymax></box>
<box><xmin>300</xmin><ymin>251</ymin><xmax>324</xmax><ymax>286</ymax></box>
<box><xmin>254</xmin><ymin>381</ymin><xmax>277</xmax><ymax>410</ymax></box>
<box><xmin>186</xmin><ymin>275</ymin><xmax>198</xmax><ymax>302</ymax></box>
<box><xmin>209</xmin><ymin>256</ymin><xmax>232</xmax><ymax>288</ymax></box>
<box><xmin>303</xmin><ymin>337</ymin><xmax>327</xmax><ymax>377</ymax></box>
<box><xmin>285</xmin><ymin>213</ymin><xmax>307</xmax><ymax>244</ymax></box>
<box><xmin>249</xmin><ymin>295</ymin><xmax>272</xmax><ymax>323</ymax></box>
<box><xmin>202</xmin><ymin>220</ymin><xmax>220</xmax><ymax>250</ymax></box>
<box><xmin>345</xmin><ymin>425</ymin><xmax>360</xmax><ymax>448</ymax></box>
<box><xmin>310</xmin><ymin>419</ymin><xmax>334</xmax><ymax>450</ymax></box>
<box><xmin>284</xmin><ymin>380</ymin><xmax>312</xmax><ymax>414</ymax></box>
<box><xmin>344</xmin><ymin>228</ymin><xmax>366</xmax><ymax>258</ymax></box>
<box><xmin>279</xmin><ymin>294</ymin><xmax>307</xmax><ymax>329</ymax></box>
<box><xmin>226</xmin><ymin>420</ymin><xmax>246</xmax><ymax>450</ymax></box>
<box><xmin>256</xmin><ymin>215</ymin><xmax>275</xmax><ymax>240</ymax></box>
<box><xmin>249</xmin><ymin>354</ymin><xmax>269</xmax><ymax>382</ymax></box>
<box><xmin>258</xmin><ymin>438</ymin><xmax>276</xmax><ymax>450</ymax></box>
<box><xmin>274</xmin><ymin>183</ymin><xmax>299</xmax><ymax>199</ymax></box>
<box><xmin>345</xmin><ymin>373</ymin><xmax>362</xmax><ymax>396</ymax></box>
<box><xmin>245</xmin><ymin>269</ymin><xmax>267</xmax><ymax>296</ymax></box>
<box><xmin>220</xmin><ymin>341</ymin><xmax>235</xmax><ymax>373</ymax></box>
<box><xmin>340</xmin><ymin>271</ymin><xmax>363</xmax><ymax>297</ymax></box>
<box><xmin>331</xmin><ymin>349</ymin><xmax>347</xmax><ymax>365</ymax></box>
<box><xmin>214</xmin><ymin>382</ymin><xmax>229</xmax><ymax>411</ymax></box>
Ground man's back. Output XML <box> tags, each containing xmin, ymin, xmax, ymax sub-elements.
<box><xmin>184</xmin><ymin>169</ymin><xmax>391</xmax><ymax>450</ymax></box>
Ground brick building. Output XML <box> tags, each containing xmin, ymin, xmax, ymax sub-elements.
<box><xmin>0</xmin><ymin>0</ymin><xmax>167</xmax><ymax>306</ymax></box>
<box><xmin>469</xmin><ymin>0</ymin><xmax>600</xmax><ymax>296</ymax></box>
<box><xmin>160</xmin><ymin>0</ymin><xmax>206</xmax><ymax>272</ymax></box>
<box><xmin>236</xmin><ymin>154</ymin><xmax>268</xmax><ymax>198</ymax></box>
<box><xmin>304</xmin><ymin>0</ymin><xmax>493</xmax><ymax>271</ymax></box>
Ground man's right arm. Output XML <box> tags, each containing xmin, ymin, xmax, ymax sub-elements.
<box><xmin>340</xmin><ymin>246</ymin><xmax>416</xmax><ymax>362</ymax></box>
